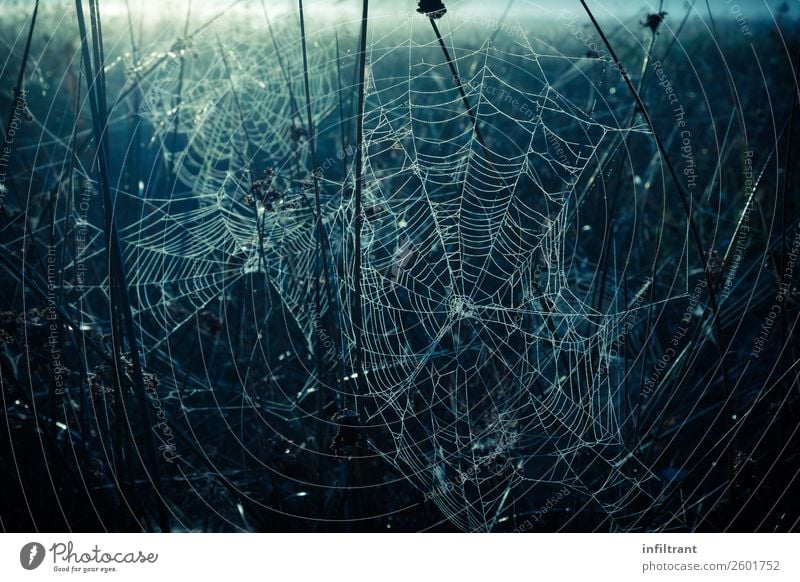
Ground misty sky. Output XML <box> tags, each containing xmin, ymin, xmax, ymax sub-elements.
<box><xmin>415</xmin><ymin>0</ymin><xmax>791</xmax><ymax>19</ymax></box>
<box><xmin>20</xmin><ymin>0</ymin><xmax>795</xmax><ymax>30</ymax></box>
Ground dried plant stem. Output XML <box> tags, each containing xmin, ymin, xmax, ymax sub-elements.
<box><xmin>352</xmin><ymin>0</ymin><xmax>369</xmax><ymax>390</ymax></box>
<box><xmin>3</xmin><ymin>0</ymin><xmax>38</xmax><ymax>142</ymax></box>
<box><xmin>168</xmin><ymin>0</ymin><xmax>192</xmax><ymax>183</ymax></box>
<box><xmin>262</xmin><ymin>0</ymin><xmax>303</xmax><ymax>178</ymax></box>
<box><xmin>579</xmin><ymin>0</ymin><xmax>732</xmax><ymax>412</ymax></box>
<box><xmin>76</xmin><ymin>0</ymin><xmax>169</xmax><ymax>531</ymax></box>
<box><xmin>335</xmin><ymin>32</ymin><xmax>349</xmax><ymax>176</ymax></box>
<box><xmin>298</xmin><ymin>0</ymin><xmax>343</xmax><ymax>390</ymax></box>
<box><xmin>428</xmin><ymin>18</ymin><xmax>488</xmax><ymax>155</ymax></box>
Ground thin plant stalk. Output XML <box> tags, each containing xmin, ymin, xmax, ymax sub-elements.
<box><xmin>298</xmin><ymin>0</ymin><xmax>343</xmax><ymax>392</ymax></box>
<box><xmin>261</xmin><ymin>1</ymin><xmax>302</xmax><ymax>179</ymax></box>
<box><xmin>352</xmin><ymin>0</ymin><xmax>369</xmax><ymax>396</ymax></box>
<box><xmin>168</xmin><ymin>0</ymin><xmax>192</xmax><ymax>185</ymax></box>
<box><xmin>593</xmin><ymin>20</ymin><xmax>660</xmax><ymax>313</ymax></box>
<box><xmin>335</xmin><ymin>32</ymin><xmax>348</xmax><ymax>176</ymax></box>
<box><xmin>3</xmin><ymin>0</ymin><xmax>38</xmax><ymax>142</ymax></box>
<box><xmin>428</xmin><ymin>18</ymin><xmax>488</xmax><ymax>155</ymax></box>
<box><xmin>76</xmin><ymin>0</ymin><xmax>169</xmax><ymax>531</ymax></box>
<box><xmin>578</xmin><ymin>0</ymin><xmax>732</xmax><ymax>418</ymax></box>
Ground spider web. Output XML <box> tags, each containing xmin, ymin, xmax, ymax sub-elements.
<box><xmin>61</xmin><ymin>4</ymin><xmax>663</xmax><ymax>531</ymax></box>
<box><xmin>342</xmin><ymin>16</ymin><xmax>658</xmax><ymax>531</ymax></box>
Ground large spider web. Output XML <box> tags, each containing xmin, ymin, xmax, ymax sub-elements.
<box><xmin>60</xmin><ymin>4</ymin><xmax>663</xmax><ymax>531</ymax></box>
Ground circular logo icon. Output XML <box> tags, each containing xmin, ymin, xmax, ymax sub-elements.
<box><xmin>20</xmin><ymin>542</ymin><xmax>46</xmax><ymax>570</ymax></box>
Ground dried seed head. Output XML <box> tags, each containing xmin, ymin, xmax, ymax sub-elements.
<box><xmin>330</xmin><ymin>409</ymin><xmax>360</xmax><ymax>456</ymax></box>
<box><xmin>417</xmin><ymin>0</ymin><xmax>447</xmax><ymax>19</ymax></box>
<box><xmin>642</xmin><ymin>11</ymin><xmax>667</xmax><ymax>34</ymax></box>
